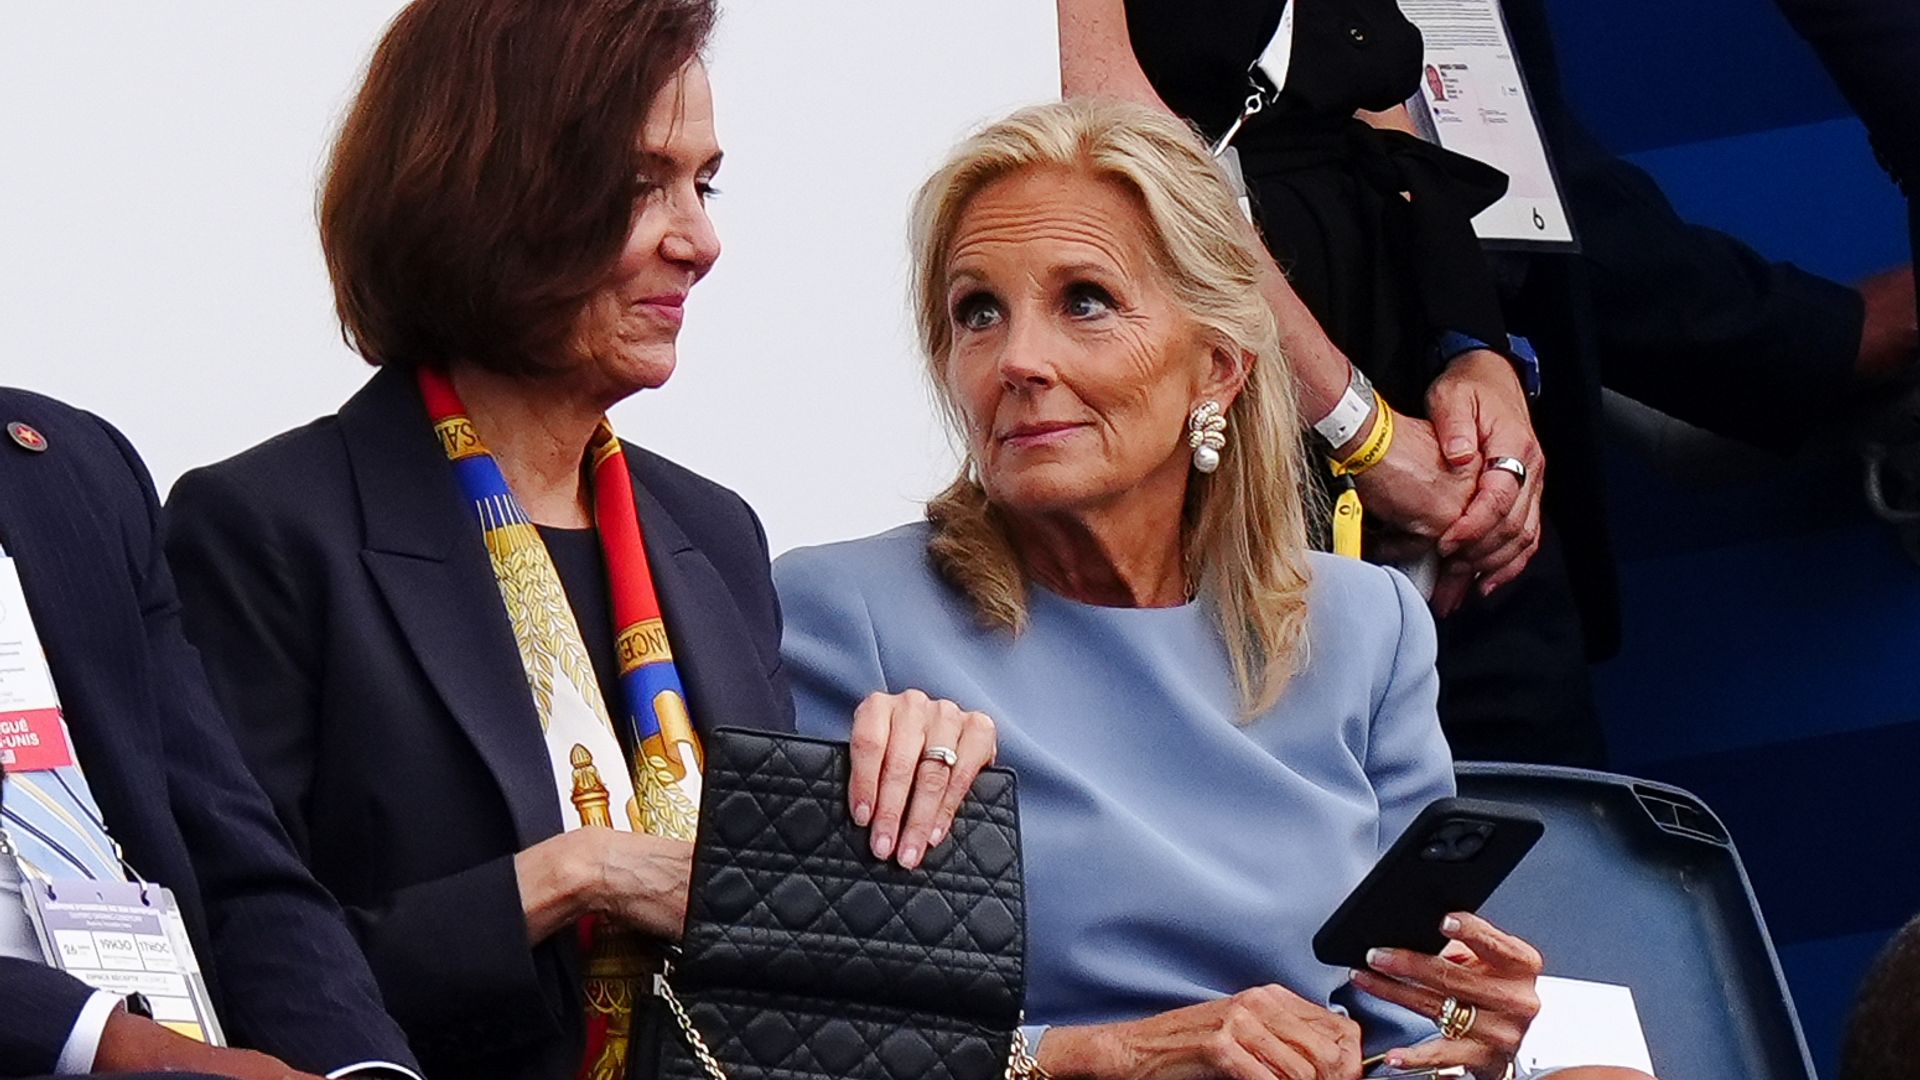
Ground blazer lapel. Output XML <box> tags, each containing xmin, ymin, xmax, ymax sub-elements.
<box><xmin>629</xmin><ymin>464</ymin><xmax>785</xmax><ymax>737</ymax></box>
<box><xmin>339</xmin><ymin>370</ymin><xmax>563</xmax><ymax>849</ymax></box>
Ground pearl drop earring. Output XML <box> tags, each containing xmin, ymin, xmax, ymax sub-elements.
<box><xmin>1188</xmin><ymin>400</ymin><xmax>1227</xmax><ymax>473</ymax></box>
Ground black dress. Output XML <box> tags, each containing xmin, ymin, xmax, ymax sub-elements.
<box><xmin>1126</xmin><ymin>0</ymin><xmax>1605</xmax><ymax>766</ymax></box>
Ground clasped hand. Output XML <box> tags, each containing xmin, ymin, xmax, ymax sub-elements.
<box><xmin>1359</xmin><ymin>351</ymin><xmax>1544</xmax><ymax>617</ymax></box>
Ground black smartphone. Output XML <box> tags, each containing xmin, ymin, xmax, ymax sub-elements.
<box><xmin>1312</xmin><ymin>796</ymin><xmax>1544</xmax><ymax>970</ymax></box>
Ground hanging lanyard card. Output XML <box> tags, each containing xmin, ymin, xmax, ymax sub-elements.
<box><xmin>1397</xmin><ymin>0</ymin><xmax>1578</xmax><ymax>250</ymax></box>
<box><xmin>19</xmin><ymin>877</ymin><xmax>226</xmax><ymax>1046</ymax></box>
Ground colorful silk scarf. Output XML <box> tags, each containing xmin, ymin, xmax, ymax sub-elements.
<box><xmin>417</xmin><ymin>367</ymin><xmax>703</xmax><ymax>1080</ymax></box>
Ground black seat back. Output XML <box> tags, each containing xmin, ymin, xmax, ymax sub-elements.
<box><xmin>1459</xmin><ymin>763</ymin><xmax>1818</xmax><ymax>1080</ymax></box>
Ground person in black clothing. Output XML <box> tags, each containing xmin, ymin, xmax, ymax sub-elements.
<box><xmin>1496</xmin><ymin>0</ymin><xmax>1913</xmax><ymax>467</ymax></box>
<box><xmin>1774</xmin><ymin>0</ymin><xmax>1920</xmax><ymax>328</ymax></box>
<box><xmin>1058</xmin><ymin>0</ymin><xmax>1916</xmax><ymax>766</ymax></box>
<box><xmin>0</xmin><ymin>389</ymin><xmax>419</xmax><ymax>1080</ymax></box>
<box><xmin>162</xmin><ymin>2</ymin><xmax>999</xmax><ymax>1077</ymax></box>
<box><xmin>1061</xmin><ymin>0</ymin><xmax>1602</xmax><ymax>765</ymax></box>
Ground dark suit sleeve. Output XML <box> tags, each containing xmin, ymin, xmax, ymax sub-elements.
<box><xmin>165</xmin><ymin>462</ymin><xmax>557</xmax><ymax>1056</ymax></box>
<box><xmin>1567</xmin><ymin>147</ymin><xmax>1866</xmax><ymax>449</ymax></box>
<box><xmin>1490</xmin><ymin>0</ymin><xmax>1867</xmax><ymax>451</ymax></box>
<box><xmin>1774</xmin><ymin>0</ymin><xmax>1920</xmax><ymax>188</ymax></box>
<box><xmin>95</xmin><ymin>419</ymin><xmax>419</xmax><ymax>1076</ymax></box>
<box><xmin>0</xmin><ymin>958</ymin><xmax>97</xmax><ymax>1075</ymax></box>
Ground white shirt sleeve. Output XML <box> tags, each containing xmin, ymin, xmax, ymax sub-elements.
<box><xmin>55</xmin><ymin>990</ymin><xmax>121</xmax><ymax>1073</ymax></box>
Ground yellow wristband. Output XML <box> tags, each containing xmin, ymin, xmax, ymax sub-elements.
<box><xmin>1332</xmin><ymin>393</ymin><xmax>1394</xmax><ymax>476</ymax></box>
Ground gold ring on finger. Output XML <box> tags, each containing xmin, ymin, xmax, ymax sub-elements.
<box><xmin>921</xmin><ymin>745</ymin><xmax>959</xmax><ymax>768</ymax></box>
<box><xmin>1440</xmin><ymin>999</ymin><xmax>1478</xmax><ymax>1040</ymax></box>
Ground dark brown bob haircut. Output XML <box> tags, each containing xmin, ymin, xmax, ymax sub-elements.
<box><xmin>320</xmin><ymin>0</ymin><xmax>716</xmax><ymax>374</ymax></box>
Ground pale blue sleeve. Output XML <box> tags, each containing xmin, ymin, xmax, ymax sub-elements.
<box><xmin>1364</xmin><ymin>567</ymin><xmax>1456</xmax><ymax>852</ymax></box>
<box><xmin>771</xmin><ymin>548</ymin><xmax>892</xmax><ymax>741</ymax></box>
<box><xmin>1337</xmin><ymin>565</ymin><xmax>1455</xmax><ymax>1058</ymax></box>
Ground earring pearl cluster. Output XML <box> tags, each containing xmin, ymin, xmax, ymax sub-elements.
<box><xmin>1189</xmin><ymin>400</ymin><xmax>1228</xmax><ymax>474</ymax></box>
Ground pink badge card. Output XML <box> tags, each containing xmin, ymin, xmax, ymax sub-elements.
<box><xmin>0</xmin><ymin>557</ymin><xmax>77</xmax><ymax>771</ymax></box>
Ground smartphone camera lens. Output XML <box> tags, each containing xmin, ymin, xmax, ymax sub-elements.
<box><xmin>1422</xmin><ymin>820</ymin><xmax>1496</xmax><ymax>861</ymax></box>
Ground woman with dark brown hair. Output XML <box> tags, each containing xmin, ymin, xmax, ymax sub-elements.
<box><xmin>160</xmin><ymin>2</ymin><xmax>996</xmax><ymax>1078</ymax></box>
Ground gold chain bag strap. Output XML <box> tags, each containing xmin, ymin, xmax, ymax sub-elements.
<box><xmin>642</xmin><ymin>729</ymin><xmax>1036</xmax><ymax>1080</ymax></box>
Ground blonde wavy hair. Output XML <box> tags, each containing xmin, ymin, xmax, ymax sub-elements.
<box><xmin>910</xmin><ymin>98</ymin><xmax>1319</xmax><ymax>714</ymax></box>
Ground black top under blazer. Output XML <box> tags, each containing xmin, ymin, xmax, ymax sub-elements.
<box><xmin>0</xmin><ymin>388</ymin><xmax>417</xmax><ymax>1078</ymax></box>
<box><xmin>162</xmin><ymin>366</ymin><xmax>796</xmax><ymax>1080</ymax></box>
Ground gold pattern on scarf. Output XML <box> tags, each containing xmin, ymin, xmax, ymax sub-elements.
<box><xmin>572</xmin><ymin>746</ymin><xmax>651</xmax><ymax>1080</ymax></box>
<box><xmin>616</xmin><ymin>618</ymin><xmax>675</xmax><ymax>672</ymax></box>
<box><xmin>432</xmin><ymin>416</ymin><xmax>485</xmax><ymax>459</ymax></box>
<box><xmin>481</xmin><ymin>520</ymin><xmax>609</xmax><ymax>731</ymax></box>
<box><xmin>633</xmin><ymin>748</ymin><xmax>700</xmax><ymax>840</ymax></box>
<box><xmin>426</xmin><ymin>393</ymin><xmax>703</xmax><ymax>1079</ymax></box>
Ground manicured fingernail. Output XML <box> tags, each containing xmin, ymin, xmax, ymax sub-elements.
<box><xmin>873</xmin><ymin>833</ymin><xmax>894</xmax><ymax>860</ymax></box>
<box><xmin>1446</xmin><ymin>438</ymin><xmax>1473</xmax><ymax>461</ymax></box>
<box><xmin>853</xmin><ymin>802</ymin><xmax>872</xmax><ymax>827</ymax></box>
<box><xmin>1386</xmin><ymin>1054</ymin><xmax>1405</xmax><ymax>1068</ymax></box>
<box><xmin>929</xmin><ymin>826</ymin><xmax>945</xmax><ymax>847</ymax></box>
<box><xmin>899</xmin><ymin>845</ymin><xmax>921</xmax><ymax>868</ymax></box>
<box><xmin>1442</xmin><ymin>915</ymin><xmax>1462</xmax><ymax>934</ymax></box>
<box><xmin>1350</xmin><ymin>968</ymin><xmax>1368</xmax><ymax>983</ymax></box>
<box><xmin>1367</xmin><ymin>948</ymin><xmax>1388</xmax><ymax>969</ymax></box>
<box><xmin>1479</xmin><ymin>579</ymin><xmax>1496</xmax><ymax>597</ymax></box>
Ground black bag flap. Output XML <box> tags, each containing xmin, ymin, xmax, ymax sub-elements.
<box><xmin>679</xmin><ymin>729</ymin><xmax>1026</xmax><ymax>1027</ymax></box>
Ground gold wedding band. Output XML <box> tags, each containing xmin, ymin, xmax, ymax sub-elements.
<box><xmin>921</xmin><ymin>745</ymin><xmax>959</xmax><ymax>768</ymax></box>
<box><xmin>1438</xmin><ymin>996</ymin><xmax>1478</xmax><ymax>1040</ymax></box>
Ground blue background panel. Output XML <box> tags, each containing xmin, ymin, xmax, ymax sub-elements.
<box><xmin>1532</xmin><ymin>0</ymin><xmax>1912</xmax><ymax>1074</ymax></box>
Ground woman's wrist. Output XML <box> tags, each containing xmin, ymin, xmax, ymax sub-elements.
<box><xmin>1033</xmin><ymin>1022</ymin><xmax>1127</xmax><ymax>1080</ymax></box>
<box><xmin>514</xmin><ymin>830</ymin><xmax>601</xmax><ymax>943</ymax></box>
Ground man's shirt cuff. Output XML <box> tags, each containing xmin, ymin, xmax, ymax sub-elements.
<box><xmin>56</xmin><ymin>990</ymin><xmax>121</xmax><ymax>1073</ymax></box>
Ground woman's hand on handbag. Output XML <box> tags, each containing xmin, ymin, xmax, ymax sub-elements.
<box><xmin>516</xmin><ymin>827</ymin><xmax>695</xmax><ymax>943</ymax></box>
<box><xmin>1036</xmin><ymin>986</ymin><xmax>1363</xmax><ymax>1080</ymax></box>
<box><xmin>1349</xmin><ymin>911</ymin><xmax>1545</xmax><ymax>1080</ymax></box>
<box><xmin>847</xmin><ymin>689</ymin><xmax>998</xmax><ymax>870</ymax></box>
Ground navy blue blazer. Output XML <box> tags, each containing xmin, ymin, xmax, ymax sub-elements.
<box><xmin>0</xmin><ymin>389</ymin><xmax>417</xmax><ymax>1078</ymax></box>
<box><xmin>163</xmin><ymin>366</ymin><xmax>795</xmax><ymax>1080</ymax></box>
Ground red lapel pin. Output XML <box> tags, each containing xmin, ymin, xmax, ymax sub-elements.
<box><xmin>7</xmin><ymin>422</ymin><xmax>47</xmax><ymax>453</ymax></box>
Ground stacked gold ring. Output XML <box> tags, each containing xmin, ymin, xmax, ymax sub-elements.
<box><xmin>1437</xmin><ymin>996</ymin><xmax>1478</xmax><ymax>1040</ymax></box>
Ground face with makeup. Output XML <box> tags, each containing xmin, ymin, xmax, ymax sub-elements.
<box><xmin>940</xmin><ymin>165</ymin><xmax>1244</xmax><ymax>521</ymax></box>
<box><xmin>572</xmin><ymin>59</ymin><xmax>724</xmax><ymax>401</ymax></box>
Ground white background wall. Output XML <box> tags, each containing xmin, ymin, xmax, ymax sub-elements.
<box><xmin>0</xmin><ymin>2</ymin><xmax>1058</xmax><ymax>553</ymax></box>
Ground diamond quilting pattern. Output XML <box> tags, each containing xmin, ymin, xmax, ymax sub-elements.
<box><xmin>657</xmin><ymin>993</ymin><xmax>1019</xmax><ymax>1080</ymax></box>
<box><xmin>653</xmin><ymin>729</ymin><xmax>1028</xmax><ymax>1080</ymax></box>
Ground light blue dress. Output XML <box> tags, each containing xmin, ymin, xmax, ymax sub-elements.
<box><xmin>774</xmin><ymin>522</ymin><xmax>1454</xmax><ymax>1057</ymax></box>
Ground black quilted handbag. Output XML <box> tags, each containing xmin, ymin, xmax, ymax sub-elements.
<box><xmin>641</xmin><ymin>727</ymin><xmax>1035</xmax><ymax>1080</ymax></box>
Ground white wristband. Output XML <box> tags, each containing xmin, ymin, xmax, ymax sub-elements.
<box><xmin>1311</xmin><ymin>365</ymin><xmax>1376</xmax><ymax>447</ymax></box>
